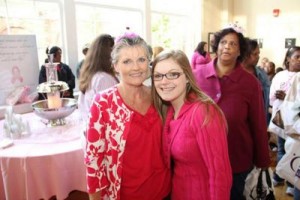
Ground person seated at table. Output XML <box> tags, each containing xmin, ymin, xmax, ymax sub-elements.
<box><xmin>84</xmin><ymin>32</ymin><xmax>171</xmax><ymax>200</ymax></box>
<box><xmin>38</xmin><ymin>46</ymin><xmax>75</xmax><ymax>100</ymax></box>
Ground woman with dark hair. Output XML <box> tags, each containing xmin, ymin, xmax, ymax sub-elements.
<box><xmin>265</xmin><ymin>61</ymin><xmax>276</xmax><ymax>82</ymax></box>
<box><xmin>268</xmin><ymin>46</ymin><xmax>300</xmax><ymax>196</ymax></box>
<box><xmin>280</xmin><ymin>72</ymin><xmax>300</xmax><ymax>200</ymax></box>
<box><xmin>191</xmin><ymin>41</ymin><xmax>211</xmax><ymax>69</ymax></box>
<box><xmin>194</xmin><ymin>27</ymin><xmax>270</xmax><ymax>200</ymax></box>
<box><xmin>78</xmin><ymin>34</ymin><xmax>118</xmax><ymax>121</ymax></box>
<box><xmin>242</xmin><ymin>38</ymin><xmax>270</xmax><ymax>123</ymax></box>
<box><xmin>38</xmin><ymin>46</ymin><xmax>75</xmax><ymax>99</ymax></box>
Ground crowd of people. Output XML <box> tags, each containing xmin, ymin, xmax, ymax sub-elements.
<box><xmin>36</xmin><ymin>25</ymin><xmax>300</xmax><ymax>199</ymax></box>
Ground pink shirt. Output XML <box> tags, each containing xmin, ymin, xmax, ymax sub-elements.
<box><xmin>163</xmin><ymin>101</ymin><xmax>232</xmax><ymax>200</ymax></box>
<box><xmin>193</xmin><ymin>59</ymin><xmax>270</xmax><ymax>173</ymax></box>
<box><xmin>191</xmin><ymin>52</ymin><xmax>211</xmax><ymax>70</ymax></box>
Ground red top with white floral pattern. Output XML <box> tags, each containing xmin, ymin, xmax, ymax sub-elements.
<box><xmin>85</xmin><ymin>86</ymin><xmax>170</xmax><ymax>200</ymax></box>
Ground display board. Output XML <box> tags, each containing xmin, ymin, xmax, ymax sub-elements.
<box><xmin>0</xmin><ymin>35</ymin><xmax>39</xmax><ymax>106</ymax></box>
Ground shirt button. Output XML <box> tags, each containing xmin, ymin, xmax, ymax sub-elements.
<box><xmin>216</xmin><ymin>93</ymin><xmax>221</xmax><ymax>98</ymax></box>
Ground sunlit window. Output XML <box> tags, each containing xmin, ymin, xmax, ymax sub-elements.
<box><xmin>151</xmin><ymin>13</ymin><xmax>187</xmax><ymax>50</ymax></box>
<box><xmin>75</xmin><ymin>3</ymin><xmax>143</xmax><ymax>59</ymax></box>
<box><xmin>151</xmin><ymin>0</ymin><xmax>195</xmax><ymax>53</ymax></box>
<box><xmin>0</xmin><ymin>0</ymin><xmax>200</xmax><ymax>71</ymax></box>
<box><xmin>0</xmin><ymin>0</ymin><xmax>62</xmax><ymax>67</ymax></box>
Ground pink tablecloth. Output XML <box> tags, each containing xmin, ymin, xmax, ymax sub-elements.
<box><xmin>0</xmin><ymin>109</ymin><xmax>87</xmax><ymax>200</ymax></box>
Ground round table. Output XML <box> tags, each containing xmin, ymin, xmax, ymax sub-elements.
<box><xmin>0</xmin><ymin>109</ymin><xmax>87</xmax><ymax>200</ymax></box>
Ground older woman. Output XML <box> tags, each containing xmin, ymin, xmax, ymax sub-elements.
<box><xmin>152</xmin><ymin>49</ymin><xmax>232</xmax><ymax>200</ymax></box>
<box><xmin>193</xmin><ymin>27</ymin><xmax>270</xmax><ymax>200</ymax></box>
<box><xmin>84</xmin><ymin>33</ymin><xmax>171</xmax><ymax>200</ymax></box>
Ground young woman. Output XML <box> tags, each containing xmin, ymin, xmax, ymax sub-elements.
<box><xmin>152</xmin><ymin>49</ymin><xmax>232</xmax><ymax>200</ymax></box>
<box><xmin>191</xmin><ymin>41</ymin><xmax>211</xmax><ymax>70</ymax></box>
<box><xmin>78</xmin><ymin>34</ymin><xmax>118</xmax><ymax>121</ymax></box>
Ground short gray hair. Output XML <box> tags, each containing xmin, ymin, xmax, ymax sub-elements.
<box><xmin>111</xmin><ymin>34</ymin><xmax>151</xmax><ymax>64</ymax></box>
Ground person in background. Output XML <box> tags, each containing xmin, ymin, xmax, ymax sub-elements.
<box><xmin>242</xmin><ymin>38</ymin><xmax>270</xmax><ymax>124</ymax></box>
<box><xmin>276</xmin><ymin>67</ymin><xmax>284</xmax><ymax>74</ymax></box>
<box><xmin>280</xmin><ymin>72</ymin><xmax>300</xmax><ymax>200</ymax></box>
<box><xmin>265</xmin><ymin>61</ymin><xmax>276</xmax><ymax>82</ymax></box>
<box><xmin>153</xmin><ymin>46</ymin><xmax>164</xmax><ymax>60</ymax></box>
<box><xmin>152</xmin><ymin>49</ymin><xmax>232</xmax><ymax>200</ymax></box>
<box><xmin>85</xmin><ymin>32</ymin><xmax>171</xmax><ymax>200</ymax></box>
<box><xmin>268</xmin><ymin>46</ymin><xmax>300</xmax><ymax>196</ymax></box>
<box><xmin>78</xmin><ymin>34</ymin><xmax>118</xmax><ymax>122</ymax></box>
<box><xmin>191</xmin><ymin>41</ymin><xmax>211</xmax><ymax>69</ymax></box>
<box><xmin>38</xmin><ymin>46</ymin><xmax>75</xmax><ymax>99</ymax></box>
<box><xmin>260</xmin><ymin>57</ymin><xmax>269</xmax><ymax>70</ymax></box>
<box><xmin>76</xmin><ymin>43</ymin><xmax>90</xmax><ymax>78</ymax></box>
<box><xmin>193</xmin><ymin>27</ymin><xmax>270</xmax><ymax>200</ymax></box>
<box><xmin>264</xmin><ymin>61</ymin><xmax>276</xmax><ymax>149</ymax></box>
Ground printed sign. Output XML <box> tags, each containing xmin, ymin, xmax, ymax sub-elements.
<box><xmin>0</xmin><ymin>35</ymin><xmax>39</xmax><ymax>105</ymax></box>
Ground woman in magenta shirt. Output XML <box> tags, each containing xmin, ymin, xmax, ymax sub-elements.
<box><xmin>193</xmin><ymin>27</ymin><xmax>270</xmax><ymax>200</ymax></box>
<box><xmin>191</xmin><ymin>41</ymin><xmax>211</xmax><ymax>70</ymax></box>
<box><xmin>152</xmin><ymin>49</ymin><xmax>232</xmax><ymax>200</ymax></box>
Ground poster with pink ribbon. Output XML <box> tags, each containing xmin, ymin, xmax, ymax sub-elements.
<box><xmin>0</xmin><ymin>35</ymin><xmax>39</xmax><ymax>106</ymax></box>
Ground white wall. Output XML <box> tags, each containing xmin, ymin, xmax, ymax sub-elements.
<box><xmin>233</xmin><ymin>0</ymin><xmax>300</xmax><ymax>68</ymax></box>
<box><xmin>201</xmin><ymin>0</ymin><xmax>234</xmax><ymax>54</ymax></box>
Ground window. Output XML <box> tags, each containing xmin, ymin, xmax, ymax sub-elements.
<box><xmin>0</xmin><ymin>0</ymin><xmax>201</xmax><ymax>72</ymax></box>
<box><xmin>75</xmin><ymin>3</ymin><xmax>143</xmax><ymax>59</ymax></box>
<box><xmin>0</xmin><ymin>0</ymin><xmax>63</xmax><ymax>66</ymax></box>
<box><xmin>151</xmin><ymin>0</ymin><xmax>198</xmax><ymax>55</ymax></box>
<box><xmin>151</xmin><ymin>13</ymin><xmax>187</xmax><ymax>50</ymax></box>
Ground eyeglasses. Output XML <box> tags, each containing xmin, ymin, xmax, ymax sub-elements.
<box><xmin>152</xmin><ymin>72</ymin><xmax>183</xmax><ymax>81</ymax></box>
<box><xmin>219</xmin><ymin>40</ymin><xmax>238</xmax><ymax>48</ymax></box>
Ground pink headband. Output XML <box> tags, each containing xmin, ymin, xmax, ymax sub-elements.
<box><xmin>223</xmin><ymin>22</ymin><xmax>244</xmax><ymax>34</ymax></box>
<box><xmin>115</xmin><ymin>31</ymin><xmax>140</xmax><ymax>43</ymax></box>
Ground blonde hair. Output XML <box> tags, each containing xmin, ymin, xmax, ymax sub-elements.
<box><xmin>152</xmin><ymin>46</ymin><xmax>164</xmax><ymax>60</ymax></box>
